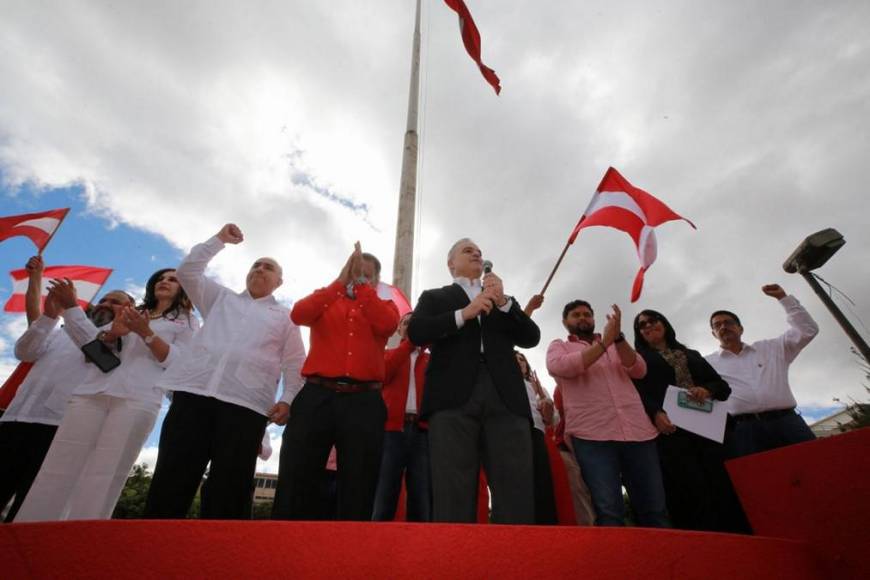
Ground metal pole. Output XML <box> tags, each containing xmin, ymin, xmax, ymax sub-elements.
<box><xmin>392</xmin><ymin>0</ymin><xmax>422</xmax><ymax>300</ymax></box>
<box><xmin>800</xmin><ymin>269</ymin><xmax>870</xmax><ymax>361</ymax></box>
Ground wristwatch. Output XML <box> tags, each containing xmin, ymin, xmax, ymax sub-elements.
<box><xmin>614</xmin><ymin>332</ymin><xmax>626</xmax><ymax>344</ymax></box>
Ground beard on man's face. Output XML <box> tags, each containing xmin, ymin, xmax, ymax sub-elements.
<box><xmin>568</xmin><ymin>320</ymin><xmax>595</xmax><ymax>336</ymax></box>
<box><xmin>90</xmin><ymin>306</ymin><xmax>115</xmax><ymax>327</ymax></box>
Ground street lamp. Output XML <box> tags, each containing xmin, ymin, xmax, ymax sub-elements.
<box><xmin>783</xmin><ymin>228</ymin><xmax>870</xmax><ymax>361</ymax></box>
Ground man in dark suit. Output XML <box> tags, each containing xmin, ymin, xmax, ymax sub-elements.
<box><xmin>408</xmin><ymin>238</ymin><xmax>540</xmax><ymax>523</ymax></box>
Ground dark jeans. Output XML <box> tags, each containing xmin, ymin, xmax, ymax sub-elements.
<box><xmin>658</xmin><ymin>429</ymin><xmax>751</xmax><ymax>533</ymax></box>
<box><xmin>144</xmin><ymin>392</ymin><xmax>267</xmax><ymax>520</ymax></box>
<box><xmin>531</xmin><ymin>428</ymin><xmax>557</xmax><ymax>525</ymax></box>
<box><xmin>372</xmin><ymin>421</ymin><xmax>432</xmax><ymax>522</ymax></box>
<box><xmin>0</xmin><ymin>421</ymin><xmax>58</xmax><ymax>522</ymax></box>
<box><xmin>428</xmin><ymin>363</ymin><xmax>534</xmax><ymax>524</ymax></box>
<box><xmin>725</xmin><ymin>410</ymin><xmax>816</xmax><ymax>459</ymax></box>
<box><xmin>272</xmin><ymin>382</ymin><xmax>386</xmax><ymax>521</ymax></box>
<box><xmin>572</xmin><ymin>437</ymin><xmax>669</xmax><ymax>528</ymax></box>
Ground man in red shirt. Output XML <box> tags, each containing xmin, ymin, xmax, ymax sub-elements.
<box><xmin>372</xmin><ymin>312</ymin><xmax>431</xmax><ymax>521</ymax></box>
<box><xmin>272</xmin><ymin>243</ymin><xmax>399</xmax><ymax>521</ymax></box>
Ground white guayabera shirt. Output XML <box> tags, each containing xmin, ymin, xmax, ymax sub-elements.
<box><xmin>157</xmin><ymin>236</ymin><xmax>307</xmax><ymax>416</ymax></box>
<box><xmin>706</xmin><ymin>295</ymin><xmax>819</xmax><ymax>416</ymax></box>
<box><xmin>3</xmin><ymin>315</ymin><xmax>90</xmax><ymax>426</ymax></box>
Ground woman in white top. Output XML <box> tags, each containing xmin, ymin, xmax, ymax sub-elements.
<box><xmin>16</xmin><ymin>268</ymin><xmax>198</xmax><ymax>521</ymax></box>
<box><xmin>515</xmin><ymin>351</ymin><xmax>558</xmax><ymax>525</ymax></box>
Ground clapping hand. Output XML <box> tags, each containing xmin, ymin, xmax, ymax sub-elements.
<box><xmin>47</xmin><ymin>278</ymin><xmax>78</xmax><ymax>310</ymax></box>
<box><xmin>602</xmin><ymin>304</ymin><xmax>622</xmax><ymax>345</ymax></box>
<box><xmin>121</xmin><ymin>305</ymin><xmax>152</xmax><ymax>338</ymax></box>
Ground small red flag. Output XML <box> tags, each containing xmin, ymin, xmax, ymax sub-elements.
<box><xmin>5</xmin><ymin>265</ymin><xmax>114</xmax><ymax>313</ymax></box>
<box><xmin>569</xmin><ymin>167</ymin><xmax>696</xmax><ymax>302</ymax></box>
<box><xmin>0</xmin><ymin>208</ymin><xmax>70</xmax><ymax>252</ymax></box>
<box><xmin>378</xmin><ymin>282</ymin><xmax>413</xmax><ymax>317</ymax></box>
<box><xmin>444</xmin><ymin>0</ymin><xmax>501</xmax><ymax>95</ymax></box>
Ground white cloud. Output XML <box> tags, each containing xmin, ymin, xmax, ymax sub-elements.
<box><xmin>1</xmin><ymin>0</ymin><xmax>868</xmax><ymax>415</ymax></box>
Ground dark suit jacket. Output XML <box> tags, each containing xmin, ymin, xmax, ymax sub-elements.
<box><xmin>633</xmin><ymin>347</ymin><xmax>731</xmax><ymax>422</ymax></box>
<box><xmin>407</xmin><ymin>283</ymin><xmax>540</xmax><ymax>419</ymax></box>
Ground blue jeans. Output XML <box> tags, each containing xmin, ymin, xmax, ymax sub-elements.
<box><xmin>725</xmin><ymin>410</ymin><xmax>816</xmax><ymax>459</ymax></box>
<box><xmin>372</xmin><ymin>421</ymin><xmax>432</xmax><ymax>521</ymax></box>
<box><xmin>572</xmin><ymin>437</ymin><xmax>669</xmax><ymax>528</ymax></box>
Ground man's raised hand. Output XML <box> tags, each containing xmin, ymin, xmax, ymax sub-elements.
<box><xmin>25</xmin><ymin>256</ymin><xmax>44</xmax><ymax>278</ymax></box>
<box><xmin>762</xmin><ymin>284</ymin><xmax>786</xmax><ymax>300</ymax></box>
<box><xmin>217</xmin><ymin>223</ymin><xmax>244</xmax><ymax>245</ymax></box>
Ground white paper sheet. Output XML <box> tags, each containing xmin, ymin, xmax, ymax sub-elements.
<box><xmin>661</xmin><ymin>386</ymin><xmax>728</xmax><ymax>443</ymax></box>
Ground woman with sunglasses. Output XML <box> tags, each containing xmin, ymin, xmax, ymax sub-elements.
<box><xmin>16</xmin><ymin>268</ymin><xmax>197</xmax><ymax>521</ymax></box>
<box><xmin>632</xmin><ymin>310</ymin><xmax>750</xmax><ymax>533</ymax></box>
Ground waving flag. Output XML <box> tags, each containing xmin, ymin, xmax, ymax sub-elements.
<box><xmin>444</xmin><ymin>0</ymin><xmax>501</xmax><ymax>94</ymax></box>
<box><xmin>4</xmin><ymin>265</ymin><xmax>113</xmax><ymax>313</ymax></box>
<box><xmin>570</xmin><ymin>167</ymin><xmax>696</xmax><ymax>302</ymax></box>
<box><xmin>378</xmin><ymin>282</ymin><xmax>413</xmax><ymax>317</ymax></box>
<box><xmin>0</xmin><ymin>208</ymin><xmax>70</xmax><ymax>252</ymax></box>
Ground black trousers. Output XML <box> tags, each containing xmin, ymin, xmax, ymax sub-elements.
<box><xmin>531</xmin><ymin>428</ymin><xmax>558</xmax><ymax>525</ymax></box>
<box><xmin>272</xmin><ymin>382</ymin><xmax>386</xmax><ymax>521</ymax></box>
<box><xmin>144</xmin><ymin>392</ymin><xmax>266</xmax><ymax>520</ymax></box>
<box><xmin>658</xmin><ymin>429</ymin><xmax>751</xmax><ymax>533</ymax></box>
<box><xmin>428</xmin><ymin>363</ymin><xmax>535</xmax><ymax>524</ymax></box>
<box><xmin>0</xmin><ymin>421</ymin><xmax>58</xmax><ymax>522</ymax></box>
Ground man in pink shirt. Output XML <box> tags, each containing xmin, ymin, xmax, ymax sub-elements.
<box><xmin>546</xmin><ymin>299</ymin><xmax>668</xmax><ymax>528</ymax></box>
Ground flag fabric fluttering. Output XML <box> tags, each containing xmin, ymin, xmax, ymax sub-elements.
<box><xmin>444</xmin><ymin>0</ymin><xmax>501</xmax><ymax>95</ymax></box>
<box><xmin>0</xmin><ymin>208</ymin><xmax>70</xmax><ymax>252</ymax></box>
<box><xmin>0</xmin><ymin>362</ymin><xmax>34</xmax><ymax>411</ymax></box>
<box><xmin>378</xmin><ymin>282</ymin><xmax>413</xmax><ymax>317</ymax></box>
<box><xmin>4</xmin><ymin>265</ymin><xmax>113</xmax><ymax>313</ymax></box>
<box><xmin>569</xmin><ymin>167</ymin><xmax>696</xmax><ymax>302</ymax></box>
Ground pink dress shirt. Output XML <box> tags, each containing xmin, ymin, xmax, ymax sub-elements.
<box><xmin>546</xmin><ymin>334</ymin><xmax>657</xmax><ymax>442</ymax></box>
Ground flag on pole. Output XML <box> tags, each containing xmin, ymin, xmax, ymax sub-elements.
<box><xmin>4</xmin><ymin>265</ymin><xmax>114</xmax><ymax>313</ymax></box>
<box><xmin>378</xmin><ymin>282</ymin><xmax>413</xmax><ymax>317</ymax></box>
<box><xmin>444</xmin><ymin>0</ymin><xmax>501</xmax><ymax>95</ymax></box>
<box><xmin>569</xmin><ymin>167</ymin><xmax>696</xmax><ymax>302</ymax></box>
<box><xmin>0</xmin><ymin>208</ymin><xmax>70</xmax><ymax>252</ymax></box>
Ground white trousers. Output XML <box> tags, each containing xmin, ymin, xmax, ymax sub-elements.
<box><xmin>15</xmin><ymin>393</ymin><xmax>158</xmax><ymax>521</ymax></box>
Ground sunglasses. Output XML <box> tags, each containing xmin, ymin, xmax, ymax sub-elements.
<box><xmin>637</xmin><ymin>317</ymin><xmax>661</xmax><ymax>330</ymax></box>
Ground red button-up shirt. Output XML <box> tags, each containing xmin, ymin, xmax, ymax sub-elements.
<box><xmin>291</xmin><ymin>280</ymin><xmax>399</xmax><ymax>382</ymax></box>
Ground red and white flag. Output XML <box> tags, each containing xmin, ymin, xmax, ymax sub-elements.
<box><xmin>378</xmin><ymin>282</ymin><xmax>413</xmax><ymax>317</ymax></box>
<box><xmin>569</xmin><ymin>167</ymin><xmax>696</xmax><ymax>302</ymax></box>
<box><xmin>0</xmin><ymin>208</ymin><xmax>70</xmax><ymax>252</ymax></box>
<box><xmin>444</xmin><ymin>0</ymin><xmax>501</xmax><ymax>95</ymax></box>
<box><xmin>4</xmin><ymin>265</ymin><xmax>113</xmax><ymax>313</ymax></box>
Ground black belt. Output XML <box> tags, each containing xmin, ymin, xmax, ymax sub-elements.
<box><xmin>404</xmin><ymin>413</ymin><xmax>420</xmax><ymax>424</ymax></box>
<box><xmin>307</xmin><ymin>376</ymin><xmax>382</xmax><ymax>393</ymax></box>
<box><xmin>729</xmin><ymin>408</ymin><xmax>796</xmax><ymax>425</ymax></box>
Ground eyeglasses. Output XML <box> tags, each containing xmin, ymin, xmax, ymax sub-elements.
<box><xmin>711</xmin><ymin>319</ymin><xmax>739</xmax><ymax>330</ymax></box>
<box><xmin>637</xmin><ymin>318</ymin><xmax>660</xmax><ymax>330</ymax></box>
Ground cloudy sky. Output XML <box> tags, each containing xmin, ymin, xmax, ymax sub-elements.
<box><xmin>2</xmin><ymin>0</ymin><xmax>868</xmax><ymax>472</ymax></box>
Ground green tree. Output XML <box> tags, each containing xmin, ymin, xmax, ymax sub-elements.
<box><xmin>112</xmin><ymin>463</ymin><xmax>203</xmax><ymax>519</ymax></box>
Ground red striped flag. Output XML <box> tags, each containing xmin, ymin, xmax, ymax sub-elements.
<box><xmin>444</xmin><ymin>0</ymin><xmax>501</xmax><ymax>95</ymax></box>
<box><xmin>4</xmin><ymin>265</ymin><xmax>113</xmax><ymax>313</ymax></box>
<box><xmin>569</xmin><ymin>167</ymin><xmax>696</xmax><ymax>302</ymax></box>
<box><xmin>378</xmin><ymin>282</ymin><xmax>413</xmax><ymax>317</ymax></box>
<box><xmin>0</xmin><ymin>208</ymin><xmax>70</xmax><ymax>252</ymax></box>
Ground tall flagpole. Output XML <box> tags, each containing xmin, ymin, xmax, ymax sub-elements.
<box><xmin>392</xmin><ymin>0</ymin><xmax>422</xmax><ymax>300</ymax></box>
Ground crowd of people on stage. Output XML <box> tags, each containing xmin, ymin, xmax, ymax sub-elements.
<box><xmin>0</xmin><ymin>223</ymin><xmax>821</xmax><ymax>532</ymax></box>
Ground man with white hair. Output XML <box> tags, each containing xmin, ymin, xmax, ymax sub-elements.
<box><xmin>408</xmin><ymin>238</ymin><xmax>540</xmax><ymax>524</ymax></box>
<box><xmin>144</xmin><ymin>223</ymin><xmax>306</xmax><ymax>520</ymax></box>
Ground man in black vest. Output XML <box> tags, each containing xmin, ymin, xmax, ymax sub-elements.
<box><xmin>408</xmin><ymin>238</ymin><xmax>540</xmax><ymax>523</ymax></box>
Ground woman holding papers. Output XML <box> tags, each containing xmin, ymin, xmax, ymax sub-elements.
<box><xmin>632</xmin><ymin>310</ymin><xmax>750</xmax><ymax>534</ymax></box>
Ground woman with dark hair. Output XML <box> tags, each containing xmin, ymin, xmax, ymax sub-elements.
<box><xmin>514</xmin><ymin>350</ymin><xmax>558</xmax><ymax>525</ymax></box>
<box><xmin>16</xmin><ymin>269</ymin><xmax>198</xmax><ymax>521</ymax></box>
<box><xmin>632</xmin><ymin>310</ymin><xmax>750</xmax><ymax>533</ymax></box>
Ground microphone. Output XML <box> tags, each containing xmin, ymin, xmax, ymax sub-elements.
<box><xmin>482</xmin><ymin>260</ymin><xmax>493</xmax><ymax>275</ymax></box>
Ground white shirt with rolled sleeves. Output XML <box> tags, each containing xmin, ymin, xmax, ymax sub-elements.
<box><xmin>2</xmin><ymin>315</ymin><xmax>90</xmax><ymax>426</ymax></box>
<box><xmin>705</xmin><ymin>295</ymin><xmax>819</xmax><ymax>416</ymax></box>
<box><xmin>156</xmin><ymin>235</ymin><xmax>307</xmax><ymax>416</ymax></box>
<box><xmin>61</xmin><ymin>306</ymin><xmax>199</xmax><ymax>413</ymax></box>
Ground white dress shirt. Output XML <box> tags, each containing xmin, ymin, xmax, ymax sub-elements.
<box><xmin>157</xmin><ymin>236</ymin><xmax>307</xmax><ymax>416</ymax></box>
<box><xmin>524</xmin><ymin>379</ymin><xmax>546</xmax><ymax>433</ymax></box>
<box><xmin>452</xmin><ymin>277</ymin><xmax>514</xmax><ymax>353</ymax></box>
<box><xmin>706</xmin><ymin>295</ymin><xmax>819</xmax><ymax>415</ymax></box>
<box><xmin>62</xmin><ymin>307</ymin><xmax>199</xmax><ymax>413</ymax></box>
<box><xmin>405</xmin><ymin>349</ymin><xmax>419</xmax><ymax>413</ymax></box>
<box><xmin>2</xmin><ymin>315</ymin><xmax>90</xmax><ymax>426</ymax></box>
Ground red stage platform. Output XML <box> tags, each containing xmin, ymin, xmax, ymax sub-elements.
<box><xmin>1</xmin><ymin>428</ymin><xmax>867</xmax><ymax>579</ymax></box>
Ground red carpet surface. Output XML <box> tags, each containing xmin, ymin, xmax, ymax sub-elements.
<box><xmin>1</xmin><ymin>520</ymin><xmax>821</xmax><ymax>579</ymax></box>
